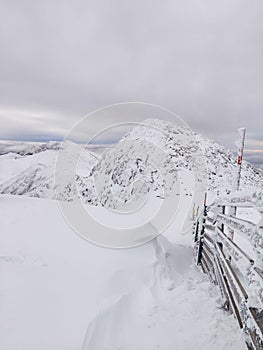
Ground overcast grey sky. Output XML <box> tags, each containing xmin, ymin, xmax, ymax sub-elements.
<box><xmin>0</xmin><ymin>0</ymin><xmax>262</xmax><ymax>166</ymax></box>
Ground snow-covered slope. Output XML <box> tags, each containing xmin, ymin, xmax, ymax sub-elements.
<box><xmin>0</xmin><ymin>119</ymin><xmax>262</xmax><ymax>205</ymax></box>
<box><xmin>0</xmin><ymin>195</ymin><xmax>246</xmax><ymax>350</ymax></box>
<box><xmin>0</xmin><ymin>141</ymin><xmax>99</xmax><ymax>201</ymax></box>
<box><xmin>195</xmin><ymin>132</ymin><xmax>263</xmax><ymax>199</ymax></box>
<box><xmin>1</xmin><ymin>120</ymin><xmax>257</xmax><ymax>350</ymax></box>
<box><xmin>78</xmin><ymin>119</ymin><xmax>263</xmax><ymax>206</ymax></box>
<box><xmin>0</xmin><ymin>140</ymin><xmax>61</xmax><ymax>156</ymax></box>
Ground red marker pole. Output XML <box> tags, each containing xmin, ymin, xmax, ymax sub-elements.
<box><xmin>230</xmin><ymin>128</ymin><xmax>246</xmax><ymax>240</ymax></box>
<box><xmin>236</xmin><ymin>128</ymin><xmax>246</xmax><ymax>191</ymax></box>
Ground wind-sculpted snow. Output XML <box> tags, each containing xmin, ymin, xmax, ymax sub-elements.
<box><xmin>0</xmin><ymin>196</ymin><xmax>246</xmax><ymax>350</ymax></box>
<box><xmin>81</xmin><ymin>236</ymin><xmax>246</xmax><ymax>350</ymax></box>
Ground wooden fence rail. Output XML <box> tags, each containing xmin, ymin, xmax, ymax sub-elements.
<box><xmin>194</xmin><ymin>192</ymin><xmax>263</xmax><ymax>350</ymax></box>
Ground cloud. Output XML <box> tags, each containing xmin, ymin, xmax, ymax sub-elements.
<box><xmin>0</xmin><ymin>0</ymin><xmax>262</xmax><ymax>165</ymax></box>
<box><xmin>244</xmin><ymin>152</ymin><xmax>263</xmax><ymax>167</ymax></box>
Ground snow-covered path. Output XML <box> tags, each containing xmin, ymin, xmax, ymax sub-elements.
<box><xmin>83</xmin><ymin>238</ymin><xmax>245</xmax><ymax>350</ymax></box>
<box><xmin>0</xmin><ymin>196</ymin><xmax>246</xmax><ymax>350</ymax></box>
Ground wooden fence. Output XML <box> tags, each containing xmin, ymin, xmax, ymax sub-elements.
<box><xmin>194</xmin><ymin>191</ymin><xmax>263</xmax><ymax>349</ymax></box>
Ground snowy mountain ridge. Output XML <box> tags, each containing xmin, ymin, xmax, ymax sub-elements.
<box><xmin>0</xmin><ymin>119</ymin><xmax>262</xmax><ymax>205</ymax></box>
<box><xmin>78</xmin><ymin>119</ymin><xmax>263</xmax><ymax>206</ymax></box>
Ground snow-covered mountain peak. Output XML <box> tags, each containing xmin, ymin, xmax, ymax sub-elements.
<box><xmin>0</xmin><ymin>119</ymin><xmax>262</xmax><ymax>206</ymax></box>
<box><xmin>78</xmin><ymin>118</ymin><xmax>206</xmax><ymax>209</ymax></box>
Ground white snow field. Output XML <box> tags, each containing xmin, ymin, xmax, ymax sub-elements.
<box><xmin>0</xmin><ymin>195</ymin><xmax>246</xmax><ymax>350</ymax></box>
<box><xmin>1</xmin><ymin>120</ymin><xmax>261</xmax><ymax>349</ymax></box>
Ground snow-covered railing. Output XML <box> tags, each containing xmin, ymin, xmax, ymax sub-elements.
<box><xmin>216</xmin><ymin>214</ymin><xmax>259</xmax><ymax>247</ymax></box>
<box><xmin>213</xmin><ymin>189</ymin><xmax>263</xmax><ymax>208</ymax></box>
<box><xmin>194</xmin><ymin>191</ymin><xmax>263</xmax><ymax>350</ymax></box>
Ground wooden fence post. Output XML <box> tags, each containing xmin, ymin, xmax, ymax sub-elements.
<box><xmin>197</xmin><ymin>193</ymin><xmax>208</xmax><ymax>265</ymax></box>
<box><xmin>194</xmin><ymin>220</ymin><xmax>199</xmax><ymax>242</ymax></box>
<box><xmin>221</xmin><ymin>205</ymin><xmax>225</xmax><ymax>233</ymax></box>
